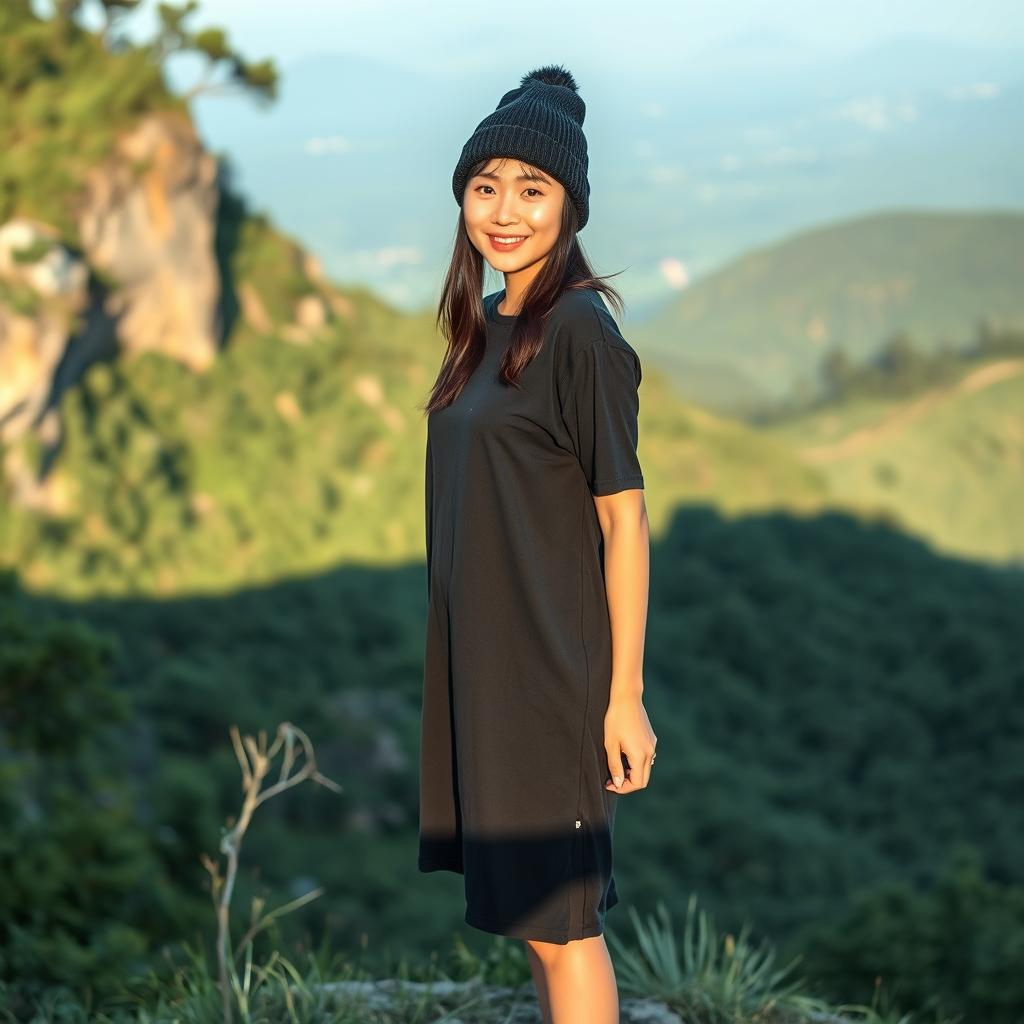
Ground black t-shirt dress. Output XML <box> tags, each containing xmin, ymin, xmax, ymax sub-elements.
<box><xmin>418</xmin><ymin>284</ymin><xmax>645</xmax><ymax>944</ymax></box>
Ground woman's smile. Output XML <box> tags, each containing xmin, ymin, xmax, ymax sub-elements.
<box><xmin>487</xmin><ymin>233</ymin><xmax>529</xmax><ymax>252</ymax></box>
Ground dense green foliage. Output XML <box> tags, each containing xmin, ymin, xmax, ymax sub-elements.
<box><xmin>796</xmin><ymin>846</ymin><xmax>1024</xmax><ymax>1023</ymax></box>
<box><xmin>0</xmin><ymin>571</ymin><xmax>186</xmax><ymax>1010</ymax></box>
<box><xmin>4</xmin><ymin>502</ymin><xmax>1023</xmax><ymax>1019</ymax></box>
<box><xmin>0</xmin><ymin>0</ymin><xmax>181</xmax><ymax>239</ymax></box>
<box><xmin>771</xmin><ymin>320</ymin><xmax>1024</xmax><ymax>415</ymax></box>
<box><xmin>0</xmin><ymin>298</ymin><xmax>834</xmax><ymax>595</ymax></box>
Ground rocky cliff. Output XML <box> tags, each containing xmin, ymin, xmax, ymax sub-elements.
<box><xmin>0</xmin><ymin>107</ymin><xmax>347</xmax><ymax>509</ymax></box>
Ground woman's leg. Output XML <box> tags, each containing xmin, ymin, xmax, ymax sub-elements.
<box><xmin>523</xmin><ymin>940</ymin><xmax>553</xmax><ymax>1024</ymax></box>
<box><xmin>523</xmin><ymin>934</ymin><xmax>618</xmax><ymax>1024</ymax></box>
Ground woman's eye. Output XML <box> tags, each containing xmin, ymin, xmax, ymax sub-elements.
<box><xmin>475</xmin><ymin>186</ymin><xmax>542</xmax><ymax>197</ymax></box>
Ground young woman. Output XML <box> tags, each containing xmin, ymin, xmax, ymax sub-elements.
<box><xmin>418</xmin><ymin>64</ymin><xmax>657</xmax><ymax>1023</ymax></box>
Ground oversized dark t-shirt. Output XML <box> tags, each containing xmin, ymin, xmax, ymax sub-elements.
<box><xmin>418</xmin><ymin>284</ymin><xmax>645</xmax><ymax>944</ymax></box>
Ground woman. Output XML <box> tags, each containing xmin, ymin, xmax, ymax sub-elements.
<box><xmin>418</xmin><ymin>64</ymin><xmax>657</xmax><ymax>1023</ymax></box>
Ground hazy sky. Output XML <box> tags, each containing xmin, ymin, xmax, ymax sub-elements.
<box><xmin>81</xmin><ymin>0</ymin><xmax>1024</xmax><ymax>75</ymax></box>
<box><xmin>57</xmin><ymin>0</ymin><xmax>1024</xmax><ymax>310</ymax></box>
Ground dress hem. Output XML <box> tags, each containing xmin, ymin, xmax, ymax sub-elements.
<box><xmin>464</xmin><ymin>887</ymin><xmax>620</xmax><ymax>945</ymax></box>
<box><xmin>464</xmin><ymin>911</ymin><xmax>607</xmax><ymax>945</ymax></box>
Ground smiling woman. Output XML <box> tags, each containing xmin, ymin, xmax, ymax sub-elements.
<box><xmin>417</xmin><ymin>63</ymin><xmax>656</xmax><ymax>1024</ymax></box>
<box><xmin>428</xmin><ymin>81</ymin><xmax>620</xmax><ymax>406</ymax></box>
<box><xmin>465</xmin><ymin>160</ymin><xmax>563</xmax><ymax>264</ymax></box>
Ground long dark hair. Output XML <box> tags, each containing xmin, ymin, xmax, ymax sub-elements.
<box><xmin>422</xmin><ymin>156</ymin><xmax>624</xmax><ymax>415</ymax></box>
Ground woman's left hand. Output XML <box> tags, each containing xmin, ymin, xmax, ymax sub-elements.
<box><xmin>603</xmin><ymin>693</ymin><xmax>657</xmax><ymax>793</ymax></box>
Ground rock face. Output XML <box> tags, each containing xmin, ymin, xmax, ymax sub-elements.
<box><xmin>0</xmin><ymin>218</ymin><xmax>91</xmax><ymax>443</ymax></box>
<box><xmin>77</xmin><ymin>108</ymin><xmax>222</xmax><ymax>372</ymax></box>
<box><xmin>0</xmin><ymin>103</ymin><xmax>351</xmax><ymax>509</ymax></box>
<box><xmin>0</xmin><ymin>109</ymin><xmax>221</xmax><ymax>451</ymax></box>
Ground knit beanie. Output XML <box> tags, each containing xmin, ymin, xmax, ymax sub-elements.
<box><xmin>452</xmin><ymin>64</ymin><xmax>591</xmax><ymax>231</ymax></box>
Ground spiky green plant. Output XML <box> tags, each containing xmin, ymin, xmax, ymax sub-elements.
<box><xmin>605</xmin><ymin>892</ymin><xmax>964</xmax><ymax>1024</ymax></box>
<box><xmin>607</xmin><ymin>891</ymin><xmax>836</xmax><ymax>1023</ymax></box>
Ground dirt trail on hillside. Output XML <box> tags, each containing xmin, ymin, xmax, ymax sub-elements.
<box><xmin>798</xmin><ymin>358</ymin><xmax>1024</xmax><ymax>464</ymax></box>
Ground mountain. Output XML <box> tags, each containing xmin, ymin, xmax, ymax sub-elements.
<box><xmin>188</xmin><ymin>38</ymin><xmax>1024</xmax><ymax>312</ymax></box>
<box><xmin>631</xmin><ymin>208</ymin><xmax>1024</xmax><ymax>411</ymax></box>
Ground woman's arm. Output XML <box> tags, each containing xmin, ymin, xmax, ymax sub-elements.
<box><xmin>595</xmin><ymin>487</ymin><xmax>657</xmax><ymax>793</ymax></box>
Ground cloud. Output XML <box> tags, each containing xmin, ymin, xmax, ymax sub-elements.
<box><xmin>304</xmin><ymin>135</ymin><xmax>354</xmax><ymax>155</ymax></box>
<box><xmin>650</xmin><ymin>164</ymin><xmax>688</xmax><ymax>185</ymax></box>
<box><xmin>756</xmin><ymin>145</ymin><xmax>818</xmax><ymax>165</ymax></box>
<box><xmin>351</xmin><ymin>247</ymin><xmax>422</xmax><ymax>270</ymax></box>
<box><xmin>946</xmin><ymin>82</ymin><xmax>1001</xmax><ymax>100</ymax></box>
<box><xmin>831</xmin><ymin>95</ymin><xmax>917</xmax><ymax>131</ymax></box>
<box><xmin>744</xmin><ymin>125</ymin><xmax>781</xmax><ymax>145</ymax></box>
<box><xmin>693</xmin><ymin>181</ymin><xmax>768</xmax><ymax>203</ymax></box>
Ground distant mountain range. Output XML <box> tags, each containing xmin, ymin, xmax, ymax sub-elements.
<box><xmin>188</xmin><ymin>37</ymin><xmax>1024</xmax><ymax>312</ymax></box>
<box><xmin>629</xmin><ymin>209</ymin><xmax>1024</xmax><ymax>411</ymax></box>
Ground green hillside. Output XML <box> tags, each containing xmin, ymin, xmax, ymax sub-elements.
<box><xmin>765</xmin><ymin>357</ymin><xmax>1024</xmax><ymax>564</ymax></box>
<box><xmin>632</xmin><ymin>208</ymin><xmax>1024</xmax><ymax>411</ymax></box>
<box><xmin>4</xmin><ymin>302</ymin><xmax>1023</xmax><ymax>1020</ymax></box>
<box><xmin>6</xmin><ymin>496</ymin><xmax>1024</xmax><ymax>1022</ymax></box>
<box><xmin>0</xmin><ymin>301</ymin><xmax>831</xmax><ymax>596</ymax></box>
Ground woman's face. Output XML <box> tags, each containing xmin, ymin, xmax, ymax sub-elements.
<box><xmin>463</xmin><ymin>157</ymin><xmax>565</xmax><ymax>272</ymax></box>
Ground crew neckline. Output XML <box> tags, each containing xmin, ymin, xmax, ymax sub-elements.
<box><xmin>488</xmin><ymin>289</ymin><xmax>517</xmax><ymax>325</ymax></box>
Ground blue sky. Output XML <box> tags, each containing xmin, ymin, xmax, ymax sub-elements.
<box><xmin>60</xmin><ymin>0</ymin><xmax>1024</xmax><ymax>313</ymax></box>
<box><xmin>84</xmin><ymin>0</ymin><xmax>1024</xmax><ymax>75</ymax></box>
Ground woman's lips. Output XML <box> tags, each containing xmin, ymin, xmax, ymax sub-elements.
<box><xmin>488</xmin><ymin>234</ymin><xmax>529</xmax><ymax>252</ymax></box>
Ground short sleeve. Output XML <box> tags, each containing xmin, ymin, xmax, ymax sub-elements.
<box><xmin>559</xmin><ymin>338</ymin><xmax>645</xmax><ymax>496</ymax></box>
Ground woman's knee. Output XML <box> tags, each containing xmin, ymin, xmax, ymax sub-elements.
<box><xmin>523</xmin><ymin>934</ymin><xmax>596</xmax><ymax>961</ymax></box>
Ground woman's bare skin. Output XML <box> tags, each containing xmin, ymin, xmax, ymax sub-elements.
<box><xmin>524</xmin><ymin>934</ymin><xmax>619</xmax><ymax>1024</ymax></box>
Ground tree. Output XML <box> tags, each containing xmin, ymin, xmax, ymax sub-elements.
<box><xmin>0</xmin><ymin>570</ymin><xmax>179</xmax><ymax>1006</ymax></box>
<box><xmin>875</xmin><ymin>330</ymin><xmax>919</xmax><ymax>379</ymax></box>
<box><xmin>152</xmin><ymin>1</ymin><xmax>279</xmax><ymax>104</ymax></box>
<box><xmin>48</xmin><ymin>0</ymin><xmax>279</xmax><ymax>106</ymax></box>
<box><xmin>821</xmin><ymin>345</ymin><xmax>855</xmax><ymax>397</ymax></box>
